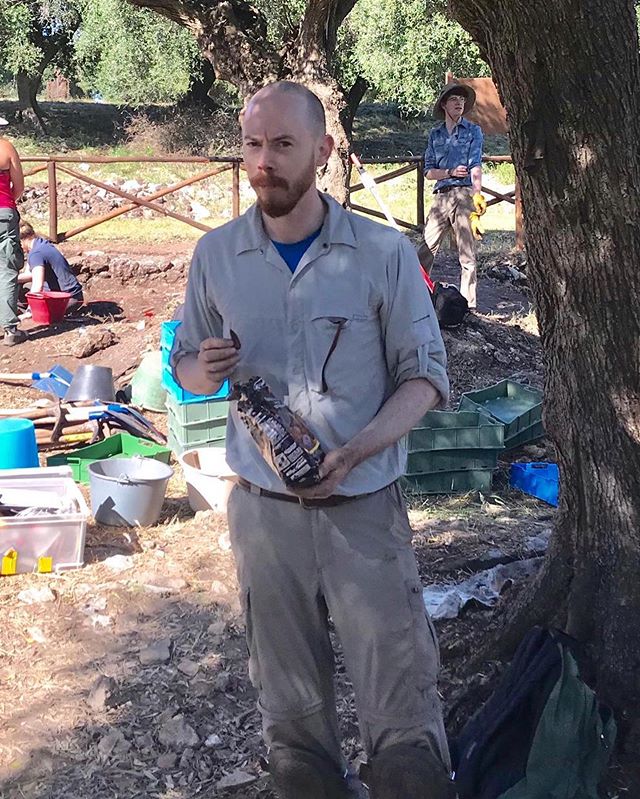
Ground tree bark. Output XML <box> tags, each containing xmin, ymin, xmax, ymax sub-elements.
<box><xmin>15</xmin><ymin>13</ymin><xmax>79</xmax><ymax>136</ymax></box>
<box><xmin>450</xmin><ymin>0</ymin><xmax>640</xmax><ymax>753</ymax></box>
<box><xmin>127</xmin><ymin>0</ymin><xmax>362</xmax><ymax>200</ymax></box>
<box><xmin>280</xmin><ymin>1</ymin><xmax>357</xmax><ymax>199</ymax></box>
<box><xmin>179</xmin><ymin>59</ymin><xmax>218</xmax><ymax>111</ymax></box>
<box><xmin>16</xmin><ymin>71</ymin><xmax>47</xmax><ymax>134</ymax></box>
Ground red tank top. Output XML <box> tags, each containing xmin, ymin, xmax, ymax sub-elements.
<box><xmin>0</xmin><ymin>170</ymin><xmax>16</xmax><ymax>209</ymax></box>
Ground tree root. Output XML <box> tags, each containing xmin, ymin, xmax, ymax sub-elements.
<box><xmin>457</xmin><ymin>541</ymin><xmax>574</xmax><ymax>680</ymax></box>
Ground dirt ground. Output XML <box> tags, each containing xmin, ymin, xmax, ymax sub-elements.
<box><xmin>0</xmin><ymin>240</ymin><xmax>633</xmax><ymax>799</ymax></box>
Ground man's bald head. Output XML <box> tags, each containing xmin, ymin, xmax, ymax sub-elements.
<box><xmin>243</xmin><ymin>81</ymin><xmax>326</xmax><ymax>137</ymax></box>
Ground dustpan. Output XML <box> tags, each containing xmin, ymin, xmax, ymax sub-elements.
<box><xmin>0</xmin><ymin>364</ymin><xmax>74</xmax><ymax>399</ymax></box>
<box><xmin>33</xmin><ymin>365</ymin><xmax>74</xmax><ymax>398</ymax></box>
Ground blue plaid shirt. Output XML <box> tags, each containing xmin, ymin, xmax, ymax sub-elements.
<box><xmin>423</xmin><ymin>117</ymin><xmax>484</xmax><ymax>193</ymax></box>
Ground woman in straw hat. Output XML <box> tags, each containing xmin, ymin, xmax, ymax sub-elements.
<box><xmin>0</xmin><ymin>115</ymin><xmax>27</xmax><ymax>345</ymax></box>
<box><xmin>419</xmin><ymin>81</ymin><xmax>487</xmax><ymax>310</ymax></box>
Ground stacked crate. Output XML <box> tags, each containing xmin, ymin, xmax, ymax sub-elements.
<box><xmin>166</xmin><ymin>397</ymin><xmax>229</xmax><ymax>454</ymax></box>
<box><xmin>402</xmin><ymin>410</ymin><xmax>505</xmax><ymax>494</ymax></box>
<box><xmin>161</xmin><ymin>321</ymin><xmax>230</xmax><ymax>454</ymax></box>
<box><xmin>458</xmin><ymin>379</ymin><xmax>544</xmax><ymax>450</ymax></box>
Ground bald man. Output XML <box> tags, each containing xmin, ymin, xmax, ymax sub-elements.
<box><xmin>172</xmin><ymin>81</ymin><xmax>453</xmax><ymax>799</ymax></box>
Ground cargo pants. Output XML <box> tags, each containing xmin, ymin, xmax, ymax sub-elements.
<box><xmin>0</xmin><ymin>208</ymin><xmax>23</xmax><ymax>329</ymax></box>
<box><xmin>420</xmin><ymin>186</ymin><xmax>477</xmax><ymax>309</ymax></box>
<box><xmin>227</xmin><ymin>481</ymin><xmax>451</xmax><ymax>776</ymax></box>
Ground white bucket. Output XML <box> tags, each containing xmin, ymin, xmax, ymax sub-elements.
<box><xmin>178</xmin><ymin>447</ymin><xmax>235</xmax><ymax>513</ymax></box>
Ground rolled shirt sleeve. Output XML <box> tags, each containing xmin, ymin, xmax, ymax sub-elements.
<box><xmin>170</xmin><ymin>238</ymin><xmax>223</xmax><ymax>373</ymax></box>
<box><xmin>468</xmin><ymin>124</ymin><xmax>484</xmax><ymax>169</ymax></box>
<box><xmin>382</xmin><ymin>236</ymin><xmax>449</xmax><ymax>406</ymax></box>
<box><xmin>423</xmin><ymin>132</ymin><xmax>437</xmax><ymax>173</ymax></box>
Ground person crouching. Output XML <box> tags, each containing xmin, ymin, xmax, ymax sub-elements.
<box><xmin>19</xmin><ymin>221</ymin><xmax>84</xmax><ymax>313</ymax></box>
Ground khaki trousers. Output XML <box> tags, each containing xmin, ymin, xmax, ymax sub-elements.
<box><xmin>227</xmin><ymin>481</ymin><xmax>450</xmax><ymax>774</ymax></box>
<box><xmin>420</xmin><ymin>187</ymin><xmax>477</xmax><ymax>308</ymax></box>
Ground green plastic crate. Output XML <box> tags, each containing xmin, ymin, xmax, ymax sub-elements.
<box><xmin>165</xmin><ymin>395</ymin><xmax>230</xmax><ymax>425</ymax></box>
<box><xmin>167</xmin><ymin>408</ymin><xmax>226</xmax><ymax>438</ymax></box>
<box><xmin>46</xmin><ymin>433</ymin><xmax>171</xmax><ymax>484</ymax></box>
<box><xmin>167</xmin><ymin>427</ymin><xmax>226</xmax><ymax>455</ymax></box>
<box><xmin>168</xmin><ymin>408</ymin><xmax>227</xmax><ymax>450</ymax></box>
<box><xmin>408</xmin><ymin>410</ymin><xmax>504</xmax><ymax>452</ymax></box>
<box><xmin>401</xmin><ymin>469</ymin><xmax>494</xmax><ymax>495</ymax></box>
<box><xmin>405</xmin><ymin>410</ymin><xmax>503</xmax><ymax>474</ymax></box>
<box><xmin>458</xmin><ymin>380</ymin><xmax>543</xmax><ymax>445</ymax></box>
<box><xmin>502</xmin><ymin>421</ymin><xmax>545</xmax><ymax>450</ymax></box>
<box><xmin>406</xmin><ymin>448</ymin><xmax>501</xmax><ymax>474</ymax></box>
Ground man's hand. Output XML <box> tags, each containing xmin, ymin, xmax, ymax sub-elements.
<box><xmin>198</xmin><ymin>337</ymin><xmax>241</xmax><ymax>385</ymax></box>
<box><xmin>291</xmin><ymin>448</ymin><xmax>356</xmax><ymax>500</ymax></box>
<box><xmin>449</xmin><ymin>165</ymin><xmax>468</xmax><ymax>178</ymax></box>
<box><xmin>472</xmin><ymin>192</ymin><xmax>487</xmax><ymax>215</ymax></box>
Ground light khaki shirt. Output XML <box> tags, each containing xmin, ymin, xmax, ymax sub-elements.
<box><xmin>172</xmin><ymin>193</ymin><xmax>449</xmax><ymax>495</ymax></box>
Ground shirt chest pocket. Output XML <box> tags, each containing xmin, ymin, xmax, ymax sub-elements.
<box><xmin>453</xmin><ymin>131</ymin><xmax>471</xmax><ymax>162</ymax></box>
<box><xmin>306</xmin><ymin>305</ymin><xmax>382</xmax><ymax>396</ymax></box>
<box><xmin>432</xmin><ymin>137</ymin><xmax>448</xmax><ymax>165</ymax></box>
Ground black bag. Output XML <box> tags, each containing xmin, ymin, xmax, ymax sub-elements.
<box><xmin>432</xmin><ymin>282</ymin><xmax>468</xmax><ymax>328</ymax></box>
<box><xmin>451</xmin><ymin>627</ymin><xmax>616</xmax><ymax>799</ymax></box>
<box><xmin>229</xmin><ymin>376</ymin><xmax>325</xmax><ymax>488</ymax></box>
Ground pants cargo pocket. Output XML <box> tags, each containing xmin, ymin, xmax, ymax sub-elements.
<box><xmin>242</xmin><ymin>589</ymin><xmax>262</xmax><ymax>692</ymax></box>
<box><xmin>388</xmin><ymin>483</ymin><xmax>413</xmax><ymax>548</ymax></box>
<box><xmin>406</xmin><ymin>578</ymin><xmax>440</xmax><ymax>686</ymax></box>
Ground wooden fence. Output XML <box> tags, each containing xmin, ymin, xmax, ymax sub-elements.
<box><xmin>352</xmin><ymin>155</ymin><xmax>523</xmax><ymax>249</ymax></box>
<box><xmin>21</xmin><ymin>154</ymin><xmax>522</xmax><ymax>249</ymax></box>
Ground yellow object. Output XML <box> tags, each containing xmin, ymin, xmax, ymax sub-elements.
<box><xmin>472</xmin><ymin>192</ymin><xmax>487</xmax><ymax>216</ymax></box>
<box><xmin>470</xmin><ymin>211</ymin><xmax>485</xmax><ymax>241</ymax></box>
<box><xmin>60</xmin><ymin>432</ymin><xmax>93</xmax><ymax>444</ymax></box>
<box><xmin>37</xmin><ymin>556</ymin><xmax>53</xmax><ymax>574</ymax></box>
<box><xmin>1</xmin><ymin>549</ymin><xmax>18</xmax><ymax>576</ymax></box>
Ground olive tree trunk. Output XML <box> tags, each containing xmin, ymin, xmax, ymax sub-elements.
<box><xmin>127</xmin><ymin>0</ymin><xmax>367</xmax><ymax>201</ymax></box>
<box><xmin>16</xmin><ymin>70</ymin><xmax>46</xmax><ymax>132</ymax></box>
<box><xmin>450</xmin><ymin>0</ymin><xmax>640</xmax><ymax>753</ymax></box>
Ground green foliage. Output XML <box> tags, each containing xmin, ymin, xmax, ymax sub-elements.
<box><xmin>1</xmin><ymin>0</ymin><xmax>494</xmax><ymax>119</ymax></box>
<box><xmin>346</xmin><ymin>0</ymin><xmax>489</xmax><ymax>113</ymax></box>
<box><xmin>74</xmin><ymin>0</ymin><xmax>199</xmax><ymax>104</ymax></box>
<box><xmin>248</xmin><ymin>0</ymin><xmax>489</xmax><ymax>114</ymax></box>
<box><xmin>251</xmin><ymin>0</ymin><xmax>305</xmax><ymax>45</ymax></box>
<box><xmin>0</xmin><ymin>1</ymin><xmax>81</xmax><ymax>77</ymax></box>
<box><xmin>0</xmin><ymin>4</ymin><xmax>36</xmax><ymax>75</ymax></box>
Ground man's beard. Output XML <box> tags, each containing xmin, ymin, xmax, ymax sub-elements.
<box><xmin>251</xmin><ymin>161</ymin><xmax>317</xmax><ymax>218</ymax></box>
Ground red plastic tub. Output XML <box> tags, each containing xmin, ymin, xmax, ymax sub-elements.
<box><xmin>26</xmin><ymin>291</ymin><xmax>72</xmax><ymax>324</ymax></box>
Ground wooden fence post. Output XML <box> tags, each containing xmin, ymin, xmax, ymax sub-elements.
<box><xmin>416</xmin><ymin>160</ymin><xmax>425</xmax><ymax>227</ymax></box>
<box><xmin>47</xmin><ymin>160</ymin><xmax>58</xmax><ymax>243</ymax></box>
<box><xmin>232</xmin><ymin>161</ymin><xmax>240</xmax><ymax>218</ymax></box>
<box><xmin>515</xmin><ymin>176</ymin><xmax>524</xmax><ymax>251</ymax></box>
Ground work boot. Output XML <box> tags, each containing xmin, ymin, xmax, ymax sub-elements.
<box><xmin>3</xmin><ymin>327</ymin><xmax>27</xmax><ymax>346</ymax></box>
<box><xmin>267</xmin><ymin>748</ymin><xmax>353</xmax><ymax>799</ymax></box>
<box><xmin>360</xmin><ymin>744</ymin><xmax>456</xmax><ymax>799</ymax></box>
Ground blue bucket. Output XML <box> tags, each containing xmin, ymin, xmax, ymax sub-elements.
<box><xmin>0</xmin><ymin>418</ymin><xmax>39</xmax><ymax>469</ymax></box>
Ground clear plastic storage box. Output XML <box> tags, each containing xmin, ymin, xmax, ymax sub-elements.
<box><xmin>0</xmin><ymin>466</ymin><xmax>90</xmax><ymax>575</ymax></box>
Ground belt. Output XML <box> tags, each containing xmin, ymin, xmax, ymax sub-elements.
<box><xmin>236</xmin><ymin>476</ymin><xmax>369</xmax><ymax>509</ymax></box>
<box><xmin>434</xmin><ymin>184</ymin><xmax>468</xmax><ymax>195</ymax></box>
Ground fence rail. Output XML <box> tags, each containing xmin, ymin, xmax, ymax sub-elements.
<box><xmin>21</xmin><ymin>155</ymin><xmax>241</xmax><ymax>243</ymax></box>
<box><xmin>21</xmin><ymin>153</ymin><xmax>522</xmax><ymax>249</ymax></box>
<box><xmin>351</xmin><ymin>154</ymin><xmax>523</xmax><ymax>249</ymax></box>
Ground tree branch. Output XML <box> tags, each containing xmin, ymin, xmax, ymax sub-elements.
<box><xmin>343</xmin><ymin>75</ymin><xmax>368</xmax><ymax>132</ymax></box>
<box><xmin>127</xmin><ymin>0</ymin><xmax>191</xmax><ymax>26</ymax></box>
<box><xmin>126</xmin><ymin>0</ymin><xmax>279</xmax><ymax>94</ymax></box>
